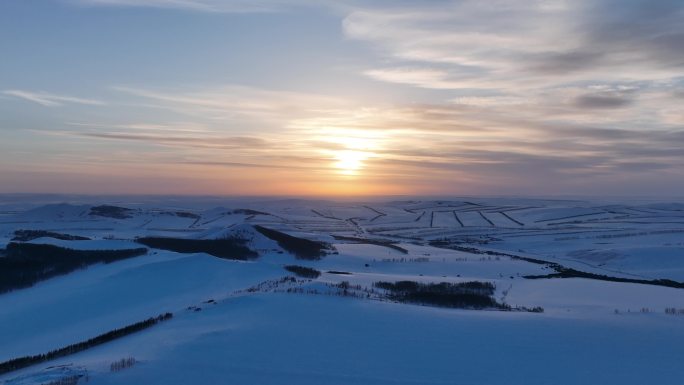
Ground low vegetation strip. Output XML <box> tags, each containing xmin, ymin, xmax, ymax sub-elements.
<box><xmin>0</xmin><ymin>313</ymin><xmax>173</xmax><ymax>375</ymax></box>
<box><xmin>452</xmin><ymin>211</ymin><xmax>464</xmax><ymax>227</ymax></box>
<box><xmin>89</xmin><ymin>205</ymin><xmax>135</xmax><ymax>219</ymax></box>
<box><xmin>499</xmin><ymin>211</ymin><xmax>524</xmax><ymax>226</ymax></box>
<box><xmin>0</xmin><ymin>243</ymin><xmax>148</xmax><ymax>294</ymax></box>
<box><xmin>253</xmin><ymin>225</ymin><xmax>333</xmax><ymax>260</ymax></box>
<box><xmin>374</xmin><ymin>280</ymin><xmax>508</xmax><ymax>310</ymax></box>
<box><xmin>331</xmin><ymin>235</ymin><xmax>408</xmax><ymax>254</ymax></box>
<box><xmin>284</xmin><ymin>265</ymin><xmax>321</xmax><ymax>278</ymax></box>
<box><xmin>524</xmin><ymin>268</ymin><xmax>684</xmax><ymax>289</ymax></box>
<box><xmin>12</xmin><ymin>230</ymin><xmax>90</xmax><ymax>242</ymax></box>
<box><xmin>533</xmin><ymin>212</ymin><xmax>602</xmax><ymax>223</ymax></box>
<box><xmin>429</xmin><ymin>240</ymin><xmax>684</xmax><ymax>290</ymax></box>
<box><xmin>478</xmin><ymin>211</ymin><xmax>495</xmax><ymax>226</ymax></box>
<box><xmin>136</xmin><ymin>236</ymin><xmax>257</xmax><ymax>260</ymax></box>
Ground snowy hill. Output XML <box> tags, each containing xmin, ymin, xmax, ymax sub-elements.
<box><xmin>1</xmin><ymin>198</ymin><xmax>684</xmax><ymax>384</ymax></box>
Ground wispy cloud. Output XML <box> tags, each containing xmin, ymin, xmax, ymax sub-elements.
<box><xmin>363</xmin><ymin>68</ymin><xmax>473</xmax><ymax>90</ymax></box>
<box><xmin>2</xmin><ymin>90</ymin><xmax>105</xmax><ymax>107</ymax></box>
<box><xmin>70</xmin><ymin>0</ymin><xmax>321</xmax><ymax>13</ymax></box>
<box><xmin>13</xmin><ymin>79</ymin><xmax>684</xmax><ymax>195</ymax></box>
<box><xmin>345</xmin><ymin>0</ymin><xmax>684</xmax><ymax>90</ymax></box>
<box><xmin>111</xmin><ymin>85</ymin><xmax>348</xmax><ymax>123</ymax></box>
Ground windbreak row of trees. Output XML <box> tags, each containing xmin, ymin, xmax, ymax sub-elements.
<box><xmin>254</xmin><ymin>225</ymin><xmax>333</xmax><ymax>260</ymax></box>
<box><xmin>0</xmin><ymin>243</ymin><xmax>148</xmax><ymax>294</ymax></box>
<box><xmin>332</xmin><ymin>235</ymin><xmax>408</xmax><ymax>254</ymax></box>
<box><xmin>374</xmin><ymin>280</ymin><xmax>508</xmax><ymax>310</ymax></box>
<box><xmin>88</xmin><ymin>205</ymin><xmax>135</xmax><ymax>219</ymax></box>
<box><xmin>524</xmin><ymin>268</ymin><xmax>684</xmax><ymax>289</ymax></box>
<box><xmin>284</xmin><ymin>265</ymin><xmax>321</xmax><ymax>278</ymax></box>
<box><xmin>135</xmin><ymin>236</ymin><xmax>257</xmax><ymax>260</ymax></box>
<box><xmin>0</xmin><ymin>313</ymin><xmax>173</xmax><ymax>374</ymax></box>
<box><xmin>12</xmin><ymin>230</ymin><xmax>90</xmax><ymax>242</ymax></box>
<box><xmin>430</xmin><ymin>239</ymin><xmax>684</xmax><ymax>290</ymax></box>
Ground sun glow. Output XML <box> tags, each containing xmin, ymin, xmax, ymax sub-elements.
<box><xmin>296</xmin><ymin>122</ymin><xmax>386</xmax><ymax>177</ymax></box>
<box><xmin>321</xmin><ymin>130</ymin><xmax>382</xmax><ymax>176</ymax></box>
<box><xmin>334</xmin><ymin>150</ymin><xmax>369</xmax><ymax>175</ymax></box>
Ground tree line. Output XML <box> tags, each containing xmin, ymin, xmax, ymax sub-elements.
<box><xmin>284</xmin><ymin>265</ymin><xmax>321</xmax><ymax>278</ymax></box>
<box><xmin>136</xmin><ymin>236</ymin><xmax>257</xmax><ymax>260</ymax></box>
<box><xmin>254</xmin><ymin>225</ymin><xmax>334</xmax><ymax>260</ymax></box>
<box><xmin>0</xmin><ymin>243</ymin><xmax>148</xmax><ymax>294</ymax></box>
<box><xmin>374</xmin><ymin>280</ymin><xmax>508</xmax><ymax>310</ymax></box>
<box><xmin>0</xmin><ymin>313</ymin><xmax>172</xmax><ymax>375</ymax></box>
<box><xmin>12</xmin><ymin>229</ymin><xmax>90</xmax><ymax>242</ymax></box>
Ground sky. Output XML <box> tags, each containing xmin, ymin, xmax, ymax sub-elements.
<box><xmin>1</xmin><ymin>0</ymin><xmax>683</xmax><ymax>197</ymax></box>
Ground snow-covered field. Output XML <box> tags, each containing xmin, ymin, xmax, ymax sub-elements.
<box><xmin>1</xmin><ymin>197</ymin><xmax>683</xmax><ymax>384</ymax></box>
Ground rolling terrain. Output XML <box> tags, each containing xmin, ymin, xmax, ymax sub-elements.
<box><xmin>1</xmin><ymin>198</ymin><xmax>683</xmax><ymax>384</ymax></box>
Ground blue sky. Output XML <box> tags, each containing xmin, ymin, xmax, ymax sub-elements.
<box><xmin>1</xmin><ymin>0</ymin><xmax>683</xmax><ymax>196</ymax></box>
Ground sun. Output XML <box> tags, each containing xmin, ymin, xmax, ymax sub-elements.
<box><xmin>301</xmin><ymin>125</ymin><xmax>383</xmax><ymax>177</ymax></box>
<box><xmin>334</xmin><ymin>150</ymin><xmax>368</xmax><ymax>176</ymax></box>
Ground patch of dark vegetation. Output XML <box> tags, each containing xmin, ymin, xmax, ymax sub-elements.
<box><xmin>311</xmin><ymin>209</ymin><xmax>341</xmax><ymax>220</ymax></box>
<box><xmin>0</xmin><ymin>313</ymin><xmax>172</xmax><ymax>375</ymax></box>
<box><xmin>0</xmin><ymin>243</ymin><xmax>148</xmax><ymax>294</ymax></box>
<box><xmin>89</xmin><ymin>205</ymin><xmax>135</xmax><ymax>219</ymax></box>
<box><xmin>12</xmin><ymin>229</ymin><xmax>91</xmax><ymax>242</ymax></box>
<box><xmin>429</xmin><ymin>240</ymin><xmax>548</xmax><ymax>263</ymax></box>
<box><xmin>332</xmin><ymin>235</ymin><xmax>408</xmax><ymax>254</ymax></box>
<box><xmin>478</xmin><ymin>211</ymin><xmax>495</xmax><ymax>226</ymax></box>
<box><xmin>363</xmin><ymin>205</ymin><xmax>386</xmax><ymax>216</ymax></box>
<box><xmin>524</xmin><ymin>268</ymin><xmax>684</xmax><ymax>289</ymax></box>
<box><xmin>136</xmin><ymin>236</ymin><xmax>257</xmax><ymax>260</ymax></box>
<box><xmin>232</xmin><ymin>209</ymin><xmax>269</xmax><ymax>216</ymax></box>
<box><xmin>44</xmin><ymin>374</ymin><xmax>83</xmax><ymax>385</ymax></box>
<box><xmin>374</xmin><ymin>280</ymin><xmax>509</xmax><ymax>310</ymax></box>
<box><xmin>253</xmin><ymin>225</ymin><xmax>334</xmax><ymax>260</ymax></box>
<box><xmin>452</xmin><ymin>211</ymin><xmax>464</xmax><ymax>227</ymax></box>
<box><xmin>110</xmin><ymin>357</ymin><xmax>136</xmax><ymax>372</ymax></box>
<box><xmin>533</xmin><ymin>212</ymin><xmax>602</xmax><ymax>223</ymax></box>
<box><xmin>284</xmin><ymin>265</ymin><xmax>321</xmax><ymax>279</ymax></box>
<box><xmin>432</xmin><ymin>240</ymin><xmax>684</xmax><ymax>290</ymax></box>
<box><xmin>327</xmin><ymin>270</ymin><xmax>352</xmax><ymax>275</ymax></box>
<box><xmin>499</xmin><ymin>211</ymin><xmax>524</xmax><ymax>226</ymax></box>
<box><xmin>173</xmin><ymin>211</ymin><xmax>200</xmax><ymax>219</ymax></box>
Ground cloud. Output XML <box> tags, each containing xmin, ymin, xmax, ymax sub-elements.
<box><xmin>363</xmin><ymin>67</ymin><xmax>489</xmax><ymax>90</ymax></box>
<box><xmin>111</xmin><ymin>85</ymin><xmax>348</xmax><ymax>123</ymax></box>
<box><xmin>75</xmin><ymin>132</ymin><xmax>271</xmax><ymax>150</ymax></box>
<box><xmin>573</xmin><ymin>94</ymin><xmax>633</xmax><ymax>109</ymax></box>
<box><xmin>451</xmin><ymin>96</ymin><xmax>528</xmax><ymax>107</ymax></box>
<box><xmin>345</xmin><ymin>0</ymin><xmax>684</xmax><ymax>90</ymax></box>
<box><xmin>16</xmin><ymin>80</ymin><xmax>684</xmax><ymax>195</ymax></box>
<box><xmin>2</xmin><ymin>90</ymin><xmax>105</xmax><ymax>107</ymax></box>
<box><xmin>69</xmin><ymin>0</ymin><xmax>323</xmax><ymax>13</ymax></box>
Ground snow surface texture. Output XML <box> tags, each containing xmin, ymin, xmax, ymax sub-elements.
<box><xmin>1</xmin><ymin>197</ymin><xmax>683</xmax><ymax>385</ymax></box>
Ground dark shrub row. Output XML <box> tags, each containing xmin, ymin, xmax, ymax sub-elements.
<box><xmin>89</xmin><ymin>205</ymin><xmax>135</xmax><ymax>219</ymax></box>
<box><xmin>524</xmin><ymin>268</ymin><xmax>684</xmax><ymax>289</ymax></box>
<box><xmin>332</xmin><ymin>235</ymin><xmax>408</xmax><ymax>254</ymax></box>
<box><xmin>0</xmin><ymin>243</ymin><xmax>148</xmax><ymax>294</ymax></box>
<box><xmin>12</xmin><ymin>230</ymin><xmax>90</xmax><ymax>242</ymax></box>
<box><xmin>136</xmin><ymin>236</ymin><xmax>257</xmax><ymax>260</ymax></box>
<box><xmin>284</xmin><ymin>265</ymin><xmax>321</xmax><ymax>278</ymax></box>
<box><xmin>254</xmin><ymin>225</ymin><xmax>333</xmax><ymax>260</ymax></box>
<box><xmin>232</xmin><ymin>209</ymin><xmax>269</xmax><ymax>216</ymax></box>
<box><xmin>173</xmin><ymin>211</ymin><xmax>200</xmax><ymax>219</ymax></box>
<box><xmin>374</xmin><ymin>280</ymin><xmax>508</xmax><ymax>310</ymax></box>
<box><xmin>429</xmin><ymin>240</ymin><xmax>684</xmax><ymax>290</ymax></box>
<box><xmin>0</xmin><ymin>313</ymin><xmax>172</xmax><ymax>375</ymax></box>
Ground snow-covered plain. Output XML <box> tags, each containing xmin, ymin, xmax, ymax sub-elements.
<box><xmin>1</xmin><ymin>197</ymin><xmax>683</xmax><ymax>384</ymax></box>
